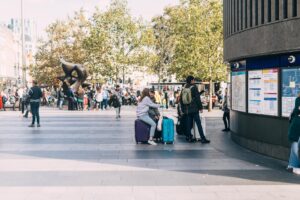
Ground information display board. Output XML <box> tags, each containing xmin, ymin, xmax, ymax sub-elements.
<box><xmin>282</xmin><ymin>68</ymin><xmax>300</xmax><ymax>117</ymax></box>
<box><xmin>248</xmin><ymin>69</ymin><xmax>278</xmax><ymax>116</ymax></box>
<box><xmin>232</xmin><ymin>71</ymin><xmax>246</xmax><ymax>112</ymax></box>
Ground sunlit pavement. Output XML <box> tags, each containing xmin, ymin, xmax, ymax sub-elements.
<box><xmin>0</xmin><ymin>107</ymin><xmax>299</xmax><ymax>200</ymax></box>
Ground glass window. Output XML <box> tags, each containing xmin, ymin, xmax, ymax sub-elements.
<box><xmin>261</xmin><ymin>0</ymin><xmax>265</xmax><ymax>24</ymax></box>
<box><xmin>292</xmin><ymin>0</ymin><xmax>297</xmax><ymax>17</ymax></box>
<box><xmin>250</xmin><ymin>0</ymin><xmax>253</xmax><ymax>27</ymax></box>
<box><xmin>275</xmin><ymin>0</ymin><xmax>279</xmax><ymax>20</ymax></box>
<box><xmin>268</xmin><ymin>0</ymin><xmax>272</xmax><ymax>22</ymax></box>
<box><xmin>255</xmin><ymin>0</ymin><xmax>258</xmax><ymax>25</ymax></box>
<box><xmin>283</xmin><ymin>0</ymin><xmax>288</xmax><ymax>19</ymax></box>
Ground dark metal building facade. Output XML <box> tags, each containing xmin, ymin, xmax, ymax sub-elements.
<box><xmin>224</xmin><ymin>0</ymin><xmax>300</xmax><ymax>160</ymax></box>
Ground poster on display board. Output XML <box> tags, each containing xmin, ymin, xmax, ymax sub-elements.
<box><xmin>231</xmin><ymin>71</ymin><xmax>246</xmax><ymax>112</ymax></box>
<box><xmin>282</xmin><ymin>68</ymin><xmax>300</xmax><ymax>117</ymax></box>
<box><xmin>248</xmin><ymin>69</ymin><xmax>278</xmax><ymax>116</ymax></box>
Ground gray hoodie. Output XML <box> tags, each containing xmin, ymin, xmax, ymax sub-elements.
<box><xmin>136</xmin><ymin>96</ymin><xmax>160</xmax><ymax>117</ymax></box>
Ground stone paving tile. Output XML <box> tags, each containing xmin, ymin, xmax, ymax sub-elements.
<box><xmin>0</xmin><ymin>107</ymin><xmax>300</xmax><ymax>200</ymax></box>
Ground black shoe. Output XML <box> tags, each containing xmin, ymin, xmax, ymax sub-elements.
<box><xmin>37</xmin><ymin>124</ymin><xmax>41</xmax><ymax>127</ymax></box>
<box><xmin>200</xmin><ymin>139</ymin><xmax>210</xmax><ymax>144</ymax></box>
<box><xmin>23</xmin><ymin>115</ymin><xmax>28</xmax><ymax>118</ymax></box>
<box><xmin>28</xmin><ymin>124</ymin><xmax>35</xmax><ymax>127</ymax></box>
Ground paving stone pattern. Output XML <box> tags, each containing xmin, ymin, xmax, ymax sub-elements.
<box><xmin>0</xmin><ymin>107</ymin><xmax>299</xmax><ymax>200</ymax></box>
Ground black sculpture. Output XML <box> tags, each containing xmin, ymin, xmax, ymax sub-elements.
<box><xmin>58</xmin><ymin>58</ymin><xmax>88</xmax><ymax>93</ymax></box>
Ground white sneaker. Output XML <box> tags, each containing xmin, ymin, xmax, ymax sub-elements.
<box><xmin>148</xmin><ymin>140</ymin><xmax>157</xmax><ymax>146</ymax></box>
<box><xmin>293</xmin><ymin>168</ymin><xmax>300</xmax><ymax>175</ymax></box>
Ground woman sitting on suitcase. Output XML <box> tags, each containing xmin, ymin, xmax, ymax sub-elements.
<box><xmin>136</xmin><ymin>88</ymin><xmax>161</xmax><ymax>145</ymax></box>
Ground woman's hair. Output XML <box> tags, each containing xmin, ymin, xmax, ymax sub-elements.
<box><xmin>140</xmin><ymin>88</ymin><xmax>150</xmax><ymax>102</ymax></box>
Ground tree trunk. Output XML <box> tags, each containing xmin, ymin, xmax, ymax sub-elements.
<box><xmin>208</xmin><ymin>79</ymin><xmax>213</xmax><ymax>112</ymax></box>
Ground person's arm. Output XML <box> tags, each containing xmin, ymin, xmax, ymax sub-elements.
<box><xmin>145</xmin><ymin>97</ymin><xmax>160</xmax><ymax>108</ymax></box>
<box><xmin>292</xmin><ymin>97</ymin><xmax>300</xmax><ymax>117</ymax></box>
<box><xmin>193</xmin><ymin>86</ymin><xmax>203</xmax><ymax>111</ymax></box>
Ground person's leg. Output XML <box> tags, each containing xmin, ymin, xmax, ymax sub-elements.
<box><xmin>288</xmin><ymin>141</ymin><xmax>300</xmax><ymax>168</ymax></box>
<box><xmin>185</xmin><ymin>114</ymin><xmax>193</xmax><ymax>141</ymax></box>
<box><xmin>227</xmin><ymin>111</ymin><xmax>230</xmax><ymax>129</ymax></box>
<box><xmin>139</xmin><ymin>115</ymin><xmax>157</xmax><ymax>138</ymax></box>
<box><xmin>22</xmin><ymin>101</ymin><xmax>25</xmax><ymax>114</ymax></box>
<box><xmin>36</xmin><ymin>103</ymin><xmax>40</xmax><ymax>125</ymax></box>
<box><xmin>118</xmin><ymin>106</ymin><xmax>121</xmax><ymax>117</ymax></box>
<box><xmin>104</xmin><ymin>99</ymin><xmax>108</xmax><ymax>109</ymax></box>
<box><xmin>31</xmin><ymin>103</ymin><xmax>36</xmax><ymax>125</ymax></box>
<box><xmin>223</xmin><ymin>112</ymin><xmax>228</xmax><ymax>129</ymax></box>
<box><xmin>194</xmin><ymin>113</ymin><xmax>208</xmax><ymax>141</ymax></box>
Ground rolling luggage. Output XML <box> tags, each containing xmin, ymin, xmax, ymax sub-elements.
<box><xmin>162</xmin><ymin>117</ymin><xmax>175</xmax><ymax>144</ymax></box>
<box><xmin>135</xmin><ymin>119</ymin><xmax>150</xmax><ymax>144</ymax></box>
<box><xmin>191</xmin><ymin>115</ymin><xmax>206</xmax><ymax>141</ymax></box>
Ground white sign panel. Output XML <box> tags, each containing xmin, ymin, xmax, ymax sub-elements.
<box><xmin>248</xmin><ymin>69</ymin><xmax>278</xmax><ymax>116</ymax></box>
<box><xmin>232</xmin><ymin>71</ymin><xmax>246</xmax><ymax>112</ymax></box>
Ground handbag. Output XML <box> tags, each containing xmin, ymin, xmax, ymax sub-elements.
<box><xmin>157</xmin><ymin>116</ymin><xmax>163</xmax><ymax>131</ymax></box>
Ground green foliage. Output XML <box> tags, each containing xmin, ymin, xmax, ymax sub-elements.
<box><xmin>31</xmin><ymin>0</ymin><xmax>226</xmax><ymax>87</ymax></box>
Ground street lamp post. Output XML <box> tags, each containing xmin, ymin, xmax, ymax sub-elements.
<box><xmin>21</xmin><ymin>0</ymin><xmax>26</xmax><ymax>87</ymax></box>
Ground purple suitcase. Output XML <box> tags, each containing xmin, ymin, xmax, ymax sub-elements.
<box><xmin>135</xmin><ymin>119</ymin><xmax>150</xmax><ymax>144</ymax></box>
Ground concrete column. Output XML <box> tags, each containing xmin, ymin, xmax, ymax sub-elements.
<box><xmin>258</xmin><ymin>0</ymin><xmax>262</xmax><ymax>25</ymax></box>
<box><xmin>279</xmin><ymin>0</ymin><xmax>284</xmax><ymax>20</ymax></box>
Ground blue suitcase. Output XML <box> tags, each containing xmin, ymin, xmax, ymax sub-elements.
<box><xmin>162</xmin><ymin>117</ymin><xmax>175</xmax><ymax>144</ymax></box>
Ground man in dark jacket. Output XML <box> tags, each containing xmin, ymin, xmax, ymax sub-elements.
<box><xmin>180</xmin><ymin>76</ymin><xmax>210</xmax><ymax>143</ymax></box>
<box><xmin>28</xmin><ymin>80</ymin><xmax>43</xmax><ymax>127</ymax></box>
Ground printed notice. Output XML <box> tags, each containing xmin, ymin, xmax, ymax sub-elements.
<box><xmin>282</xmin><ymin>68</ymin><xmax>300</xmax><ymax>117</ymax></box>
<box><xmin>232</xmin><ymin>71</ymin><xmax>246</xmax><ymax>112</ymax></box>
<box><xmin>248</xmin><ymin>69</ymin><xmax>278</xmax><ymax>116</ymax></box>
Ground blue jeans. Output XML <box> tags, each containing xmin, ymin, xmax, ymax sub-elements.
<box><xmin>138</xmin><ymin>115</ymin><xmax>156</xmax><ymax>138</ymax></box>
<box><xmin>101</xmin><ymin>99</ymin><xmax>108</xmax><ymax>109</ymax></box>
<box><xmin>288</xmin><ymin>138</ymin><xmax>300</xmax><ymax>168</ymax></box>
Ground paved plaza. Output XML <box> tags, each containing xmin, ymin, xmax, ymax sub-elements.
<box><xmin>0</xmin><ymin>107</ymin><xmax>299</xmax><ymax>200</ymax></box>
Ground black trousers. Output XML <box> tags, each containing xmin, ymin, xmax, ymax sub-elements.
<box><xmin>223</xmin><ymin>111</ymin><xmax>230</xmax><ymax>129</ymax></box>
<box><xmin>30</xmin><ymin>102</ymin><xmax>40</xmax><ymax>125</ymax></box>
<box><xmin>185</xmin><ymin>112</ymin><xmax>206</xmax><ymax>140</ymax></box>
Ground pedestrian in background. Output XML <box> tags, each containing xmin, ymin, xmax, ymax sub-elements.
<box><xmin>110</xmin><ymin>85</ymin><xmax>122</xmax><ymax>119</ymax></box>
<box><xmin>287</xmin><ymin>93</ymin><xmax>300</xmax><ymax>175</ymax></box>
<box><xmin>28</xmin><ymin>80</ymin><xmax>43</xmax><ymax>127</ymax></box>
<box><xmin>222</xmin><ymin>88</ymin><xmax>230</xmax><ymax>132</ymax></box>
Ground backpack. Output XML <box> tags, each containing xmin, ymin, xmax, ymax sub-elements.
<box><xmin>181</xmin><ymin>86</ymin><xmax>194</xmax><ymax>105</ymax></box>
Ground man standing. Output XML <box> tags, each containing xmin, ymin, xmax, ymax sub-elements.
<box><xmin>180</xmin><ymin>76</ymin><xmax>210</xmax><ymax>143</ymax></box>
<box><xmin>222</xmin><ymin>88</ymin><xmax>230</xmax><ymax>132</ymax></box>
<box><xmin>28</xmin><ymin>80</ymin><xmax>43</xmax><ymax>127</ymax></box>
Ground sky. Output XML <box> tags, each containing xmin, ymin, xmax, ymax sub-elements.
<box><xmin>0</xmin><ymin>0</ymin><xmax>180</xmax><ymax>38</ymax></box>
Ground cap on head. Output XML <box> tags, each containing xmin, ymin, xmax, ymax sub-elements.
<box><xmin>186</xmin><ymin>76</ymin><xmax>195</xmax><ymax>84</ymax></box>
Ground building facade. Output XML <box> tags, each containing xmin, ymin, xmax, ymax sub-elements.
<box><xmin>0</xmin><ymin>26</ymin><xmax>20</xmax><ymax>90</ymax></box>
<box><xmin>224</xmin><ymin>0</ymin><xmax>300</xmax><ymax>160</ymax></box>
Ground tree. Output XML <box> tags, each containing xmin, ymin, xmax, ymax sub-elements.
<box><xmin>155</xmin><ymin>0</ymin><xmax>225</xmax><ymax>111</ymax></box>
<box><xmin>31</xmin><ymin>9</ymin><xmax>89</xmax><ymax>87</ymax></box>
<box><xmin>84</xmin><ymin>0</ymin><xmax>143</xmax><ymax>84</ymax></box>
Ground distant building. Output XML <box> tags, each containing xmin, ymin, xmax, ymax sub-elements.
<box><xmin>8</xmin><ymin>18</ymin><xmax>37</xmax><ymax>66</ymax></box>
<box><xmin>0</xmin><ymin>26</ymin><xmax>20</xmax><ymax>90</ymax></box>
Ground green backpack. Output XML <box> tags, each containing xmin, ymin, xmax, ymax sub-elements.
<box><xmin>181</xmin><ymin>86</ymin><xmax>194</xmax><ymax>105</ymax></box>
